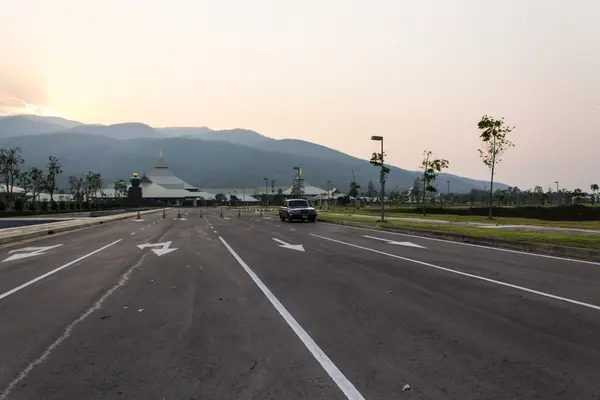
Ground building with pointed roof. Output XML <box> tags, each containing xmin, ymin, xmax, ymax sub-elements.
<box><xmin>103</xmin><ymin>151</ymin><xmax>214</xmax><ymax>204</ymax></box>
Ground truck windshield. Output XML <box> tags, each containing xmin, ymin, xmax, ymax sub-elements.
<box><xmin>289</xmin><ymin>200</ymin><xmax>309</xmax><ymax>208</ymax></box>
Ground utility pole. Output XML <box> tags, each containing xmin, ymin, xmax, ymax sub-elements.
<box><xmin>371</xmin><ymin>135</ymin><xmax>385</xmax><ymax>222</ymax></box>
<box><xmin>351</xmin><ymin>168</ymin><xmax>356</xmax><ymax>213</ymax></box>
<box><xmin>264</xmin><ymin>177</ymin><xmax>268</xmax><ymax>206</ymax></box>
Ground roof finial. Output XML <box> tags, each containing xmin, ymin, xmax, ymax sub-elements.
<box><xmin>155</xmin><ymin>150</ymin><xmax>167</xmax><ymax>168</ymax></box>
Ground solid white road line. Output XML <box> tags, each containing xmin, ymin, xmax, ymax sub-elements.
<box><xmin>331</xmin><ymin>224</ymin><xmax>600</xmax><ymax>266</ymax></box>
<box><xmin>310</xmin><ymin>234</ymin><xmax>600</xmax><ymax>312</ymax></box>
<box><xmin>0</xmin><ymin>239</ymin><xmax>122</xmax><ymax>302</ymax></box>
<box><xmin>219</xmin><ymin>237</ymin><xmax>365</xmax><ymax>400</ymax></box>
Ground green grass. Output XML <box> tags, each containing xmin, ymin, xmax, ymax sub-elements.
<box><xmin>319</xmin><ymin>208</ymin><xmax>600</xmax><ymax>230</ymax></box>
<box><xmin>319</xmin><ymin>214</ymin><xmax>600</xmax><ymax>250</ymax></box>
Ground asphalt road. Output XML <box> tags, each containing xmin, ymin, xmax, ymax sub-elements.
<box><xmin>0</xmin><ymin>208</ymin><xmax>599</xmax><ymax>399</ymax></box>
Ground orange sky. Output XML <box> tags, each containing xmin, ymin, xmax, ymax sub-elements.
<box><xmin>1</xmin><ymin>0</ymin><xmax>599</xmax><ymax>189</ymax></box>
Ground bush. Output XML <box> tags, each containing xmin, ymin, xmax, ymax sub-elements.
<box><xmin>50</xmin><ymin>201</ymin><xmax>58</xmax><ymax>211</ymax></box>
<box><xmin>29</xmin><ymin>203</ymin><xmax>36</xmax><ymax>211</ymax></box>
<box><xmin>41</xmin><ymin>200</ymin><xmax>48</xmax><ymax>211</ymax></box>
<box><xmin>13</xmin><ymin>199</ymin><xmax>24</xmax><ymax>211</ymax></box>
<box><xmin>59</xmin><ymin>201</ymin><xmax>66</xmax><ymax>210</ymax></box>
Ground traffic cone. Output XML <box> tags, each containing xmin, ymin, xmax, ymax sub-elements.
<box><xmin>177</xmin><ymin>208</ymin><xmax>181</xmax><ymax>219</ymax></box>
<box><xmin>137</xmin><ymin>211</ymin><xmax>140</xmax><ymax>220</ymax></box>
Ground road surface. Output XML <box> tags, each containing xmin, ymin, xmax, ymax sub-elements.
<box><xmin>0</xmin><ymin>208</ymin><xmax>599</xmax><ymax>399</ymax></box>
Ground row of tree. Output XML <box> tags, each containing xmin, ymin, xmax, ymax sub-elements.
<box><xmin>0</xmin><ymin>147</ymin><xmax>63</xmax><ymax>211</ymax></box>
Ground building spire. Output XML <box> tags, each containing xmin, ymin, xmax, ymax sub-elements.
<box><xmin>155</xmin><ymin>150</ymin><xmax>167</xmax><ymax>168</ymax></box>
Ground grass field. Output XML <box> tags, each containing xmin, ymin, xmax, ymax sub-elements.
<box><xmin>319</xmin><ymin>214</ymin><xmax>600</xmax><ymax>250</ymax></box>
<box><xmin>319</xmin><ymin>207</ymin><xmax>600</xmax><ymax>230</ymax></box>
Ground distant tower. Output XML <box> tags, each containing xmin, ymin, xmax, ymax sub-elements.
<box><xmin>291</xmin><ymin>167</ymin><xmax>305</xmax><ymax>198</ymax></box>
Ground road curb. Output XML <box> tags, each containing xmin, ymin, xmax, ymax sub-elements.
<box><xmin>0</xmin><ymin>209</ymin><xmax>166</xmax><ymax>245</ymax></box>
<box><xmin>319</xmin><ymin>219</ymin><xmax>600</xmax><ymax>262</ymax></box>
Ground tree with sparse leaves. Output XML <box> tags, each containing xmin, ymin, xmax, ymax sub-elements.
<box><xmin>69</xmin><ymin>175</ymin><xmax>84</xmax><ymax>209</ymax></box>
<box><xmin>348</xmin><ymin>181</ymin><xmax>361</xmax><ymax>198</ymax></box>
<box><xmin>591</xmin><ymin>184</ymin><xmax>599</xmax><ymax>205</ymax></box>
<box><xmin>215</xmin><ymin>193</ymin><xmax>226</xmax><ymax>203</ymax></box>
<box><xmin>420</xmin><ymin>150</ymin><xmax>449</xmax><ymax>215</ymax></box>
<box><xmin>477</xmin><ymin>115</ymin><xmax>515</xmax><ymax>218</ymax></box>
<box><xmin>45</xmin><ymin>156</ymin><xmax>63</xmax><ymax>204</ymax></box>
<box><xmin>0</xmin><ymin>147</ymin><xmax>25</xmax><ymax>210</ymax></box>
<box><xmin>114</xmin><ymin>180</ymin><xmax>129</xmax><ymax>198</ymax></box>
<box><xmin>26</xmin><ymin>167</ymin><xmax>45</xmax><ymax>209</ymax></box>
<box><xmin>366</xmin><ymin>181</ymin><xmax>377</xmax><ymax>198</ymax></box>
<box><xmin>369</xmin><ymin>152</ymin><xmax>390</xmax><ymax>201</ymax></box>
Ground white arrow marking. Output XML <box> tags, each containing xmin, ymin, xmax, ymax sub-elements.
<box><xmin>3</xmin><ymin>244</ymin><xmax>63</xmax><ymax>262</ymax></box>
<box><xmin>272</xmin><ymin>238</ymin><xmax>305</xmax><ymax>252</ymax></box>
<box><xmin>363</xmin><ymin>235</ymin><xmax>427</xmax><ymax>249</ymax></box>
<box><xmin>137</xmin><ymin>241</ymin><xmax>178</xmax><ymax>256</ymax></box>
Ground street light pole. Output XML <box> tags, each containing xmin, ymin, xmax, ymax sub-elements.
<box><xmin>555</xmin><ymin>181</ymin><xmax>559</xmax><ymax>205</ymax></box>
<box><xmin>371</xmin><ymin>135</ymin><xmax>385</xmax><ymax>222</ymax></box>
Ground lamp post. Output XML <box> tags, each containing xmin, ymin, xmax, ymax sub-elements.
<box><xmin>555</xmin><ymin>181</ymin><xmax>559</xmax><ymax>205</ymax></box>
<box><xmin>327</xmin><ymin>180</ymin><xmax>332</xmax><ymax>208</ymax></box>
<box><xmin>371</xmin><ymin>135</ymin><xmax>385</xmax><ymax>222</ymax></box>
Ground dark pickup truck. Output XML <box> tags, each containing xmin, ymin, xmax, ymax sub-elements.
<box><xmin>279</xmin><ymin>199</ymin><xmax>317</xmax><ymax>223</ymax></box>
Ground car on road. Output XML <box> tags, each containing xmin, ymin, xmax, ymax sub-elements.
<box><xmin>279</xmin><ymin>199</ymin><xmax>317</xmax><ymax>222</ymax></box>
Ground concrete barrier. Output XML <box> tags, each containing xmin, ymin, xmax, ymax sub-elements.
<box><xmin>0</xmin><ymin>208</ymin><xmax>167</xmax><ymax>245</ymax></box>
<box><xmin>319</xmin><ymin>218</ymin><xmax>600</xmax><ymax>262</ymax></box>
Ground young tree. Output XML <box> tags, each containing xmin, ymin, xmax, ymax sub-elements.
<box><xmin>591</xmin><ymin>183</ymin><xmax>599</xmax><ymax>205</ymax></box>
<box><xmin>420</xmin><ymin>150</ymin><xmax>449</xmax><ymax>215</ymax></box>
<box><xmin>369</xmin><ymin>152</ymin><xmax>390</xmax><ymax>203</ymax></box>
<box><xmin>215</xmin><ymin>193</ymin><xmax>226</xmax><ymax>203</ymax></box>
<box><xmin>366</xmin><ymin>180</ymin><xmax>377</xmax><ymax>198</ymax></box>
<box><xmin>26</xmin><ymin>167</ymin><xmax>45</xmax><ymax>209</ymax></box>
<box><xmin>69</xmin><ymin>175</ymin><xmax>84</xmax><ymax>209</ymax></box>
<box><xmin>45</xmin><ymin>156</ymin><xmax>63</xmax><ymax>204</ymax></box>
<box><xmin>0</xmin><ymin>147</ymin><xmax>25</xmax><ymax>210</ymax></box>
<box><xmin>477</xmin><ymin>115</ymin><xmax>515</xmax><ymax>218</ymax></box>
<box><xmin>114</xmin><ymin>180</ymin><xmax>129</xmax><ymax>198</ymax></box>
<box><xmin>410</xmin><ymin>176</ymin><xmax>422</xmax><ymax>203</ymax></box>
<box><xmin>348</xmin><ymin>181</ymin><xmax>361</xmax><ymax>198</ymax></box>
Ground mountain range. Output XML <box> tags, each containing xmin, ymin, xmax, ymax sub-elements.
<box><xmin>0</xmin><ymin>114</ymin><xmax>506</xmax><ymax>193</ymax></box>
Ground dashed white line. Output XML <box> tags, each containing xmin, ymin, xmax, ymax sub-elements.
<box><xmin>219</xmin><ymin>237</ymin><xmax>365</xmax><ymax>400</ymax></box>
<box><xmin>131</xmin><ymin>232</ymin><xmax>135</xmax><ymax>235</ymax></box>
<box><xmin>310</xmin><ymin>234</ymin><xmax>600</xmax><ymax>312</ymax></box>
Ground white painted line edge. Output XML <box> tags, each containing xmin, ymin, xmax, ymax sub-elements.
<box><xmin>0</xmin><ymin>239</ymin><xmax>123</xmax><ymax>302</ymax></box>
<box><xmin>329</xmin><ymin>224</ymin><xmax>600</xmax><ymax>266</ymax></box>
<box><xmin>219</xmin><ymin>236</ymin><xmax>365</xmax><ymax>400</ymax></box>
<box><xmin>310</xmin><ymin>234</ymin><xmax>600</xmax><ymax>312</ymax></box>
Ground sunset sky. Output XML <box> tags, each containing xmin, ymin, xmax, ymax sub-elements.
<box><xmin>1</xmin><ymin>0</ymin><xmax>599</xmax><ymax>189</ymax></box>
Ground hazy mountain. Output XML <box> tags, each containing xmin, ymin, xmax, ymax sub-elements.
<box><xmin>0</xmin><ymin>114</ymin><xmax>81</xmax><ymax>137</ymax></box>
<box><xmin>0</xmin><ymin>132</ymin><xmax>504</xmax><ymax>193</ymax></box>
<box><xmin>62</xmin><ymin>122</ymin><xmax>163</xmax><ymax>139</ymax></box>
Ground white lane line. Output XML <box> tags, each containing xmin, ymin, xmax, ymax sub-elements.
<box><xmin>0</xmin><ymin>240</ymin><xmax>122</xmax><ymax>302</ymax></box>
<box><xmin>332</xmin><ymin>225</ymin><xmax>600</xmax><ymax>266</ymax></box>
<box><xmin>214</xmin><ymin>230</ymin><xmax>218</xmax><ymax>233</ymax></box>
<box><xmin>131</xmin><ymin>232</ymin><xmax>135</xmax><ymax>235</ymax></box>
<box><xmin>219</xmin><ymin>237</ymin><xmax>365</xmax><ymax>400</ymax></box>
<box><xmin>310</xmin><ymin>234</ymin><xmax>600</xmax><ymax>312</ymax></box>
